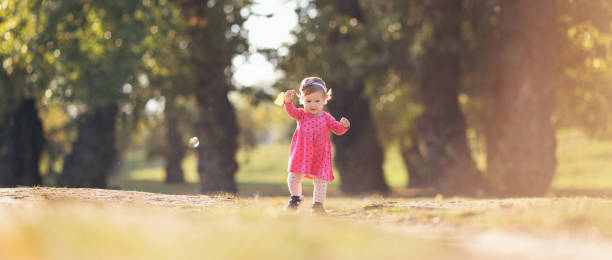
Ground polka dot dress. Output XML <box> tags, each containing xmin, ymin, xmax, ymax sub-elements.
<box><xmin>284</xmin><ymin>101</ymin><xmax>349</xmax><ymax>182</ymax></box>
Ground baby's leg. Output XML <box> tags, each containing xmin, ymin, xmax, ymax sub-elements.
<box><xmin>287</xmin><ymin>172</ymin><xmax>305</xmax><ymax>197</ymax></box>
<box><xmin>313</xmin><ymin>177</ymin><xmax>328</xmax><ymax>203</ymax></box>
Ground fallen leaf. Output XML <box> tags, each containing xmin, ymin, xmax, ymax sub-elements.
<box><xmin>435</xmin><ymin>194</ymin><xmax>444</xmax><ymax>201</ymax></box>
<box><xmin>274</xmin><ymin>92</ymin><xmax>285</xmax><ymax>106</ymax></box>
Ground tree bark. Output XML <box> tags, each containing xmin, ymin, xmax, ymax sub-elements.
<box><xmin>327</xmin><ymin>83</ymin><xmax>389</xmax><ymax>194</ymax></box>
<box><xmin>58</xmin><ymin>103</ymin><xmax>118</xmax><ymax>188</ymax></box>
<box><xmin>164</xmin><ymin>99</ymin><xmax>185</xmax><ymax>184</ymax></box>
<box><xmin>484</xmin><ymin>0</ymin><xmax>557</xmax><ymax>196</ymax></box>
<box><xmin>195</xmin><ymin>88</ymin><xmax>238</xmax><ymax>193</ymax></box>
<box><xmin>0</xmin><ymin>98</ymin><xmax>44</xmax><ymax>187</ymax></box>
<box><xmin>418</xmin><ymin>0</ymin><xmax>483</xmax><ymax>195</ymax></box>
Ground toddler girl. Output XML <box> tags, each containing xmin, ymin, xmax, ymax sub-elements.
<box><xmin>282</xmin><ymin>76</ymin><xmax>350</xmax><ymax>215</ymax></box>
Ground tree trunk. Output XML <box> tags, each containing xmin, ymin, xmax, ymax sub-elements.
<box><xmin>323</xmin><ymin>0</ymin><xmax>388</xmax><ymax>194</ymax></box>
<box><xmin>484</xmin><ymin>0</ymin><xmax>557</xmax><ymax>196</ymax></box>
<box><xmin>0</xmin><ymin>98</ymin><xmax>44</xmax><ymax>187</ymax></box>
<box><xmin>195</xmin><ymin>88</ymin><xmax>238</xmax><ymax>193</ymax></box>
<box><xmin>327</xmin><ymin>84</ymin><xmax>389</xmax><ymax>194</ymax></box>
<box><xmin>178</xmin><ymin>0</ymin><xmax>241</xmax><ymax>194</ymax></box>
<box><xmin>399</xmin><ymin>134</ymin><xmax>430</xmax><ymax>188</ymax></box>
<box><xmin>58</xmin><ymin>103</ymin><xmax>118</xmax><ymax>188</ymax></box>
<box><xmin>418</xmin><ymin>0</ymin><xmax>483</xmax><ymax>195</ymax></box>
<box><xmin>164</xmin><ymin>99</ymin><xmax>185</xmax><ymax>184</ymax></box>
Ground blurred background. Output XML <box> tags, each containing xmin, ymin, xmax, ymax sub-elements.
<box><xmin>1</xmin><ymin>0</ymin><xmax>612</xmax><ymax>197</ymax></box>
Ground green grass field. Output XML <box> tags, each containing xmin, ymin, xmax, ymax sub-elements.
<box><xmin>110</xmin><ymin>129</ymin><xmax>612</xmax><ymax>197</ymax></box>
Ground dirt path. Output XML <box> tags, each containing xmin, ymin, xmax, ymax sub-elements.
<box><xmin>0</xmin><ymin>187</ymin><xmax>235</xmax><ymax>208</ymax></box>
<box><xmin>329</xmin><ymin>199</ymin><xmax>612</xmax><ymax>260</ymax></box>
<box><xmin>462</xmin><ymin>230</ymin><xmax>612</xmax><ymax>260</ymax></box>
<box><xmin>2</xmin><ymin>187</ymin><xmax>612</xmax><ymax>259</ymax></box>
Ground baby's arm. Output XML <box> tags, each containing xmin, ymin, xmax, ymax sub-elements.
<box><xmin>326</xmin><ymin>113</ymin><xmax>350</xmax><ymax>135</ymax></box>
<box><xmin>283</xmin><ymin>90</ymin><xmax>303</xmax><ymax>121</ymax></box>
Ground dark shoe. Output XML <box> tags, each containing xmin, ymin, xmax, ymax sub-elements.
<box><xmin>287</xmin><ymin>195</ymin><xmax>303</xmax><ymax>210</ymax></box>
<box><xmin>311</xmin><ymin>202</ymin><xmax>327</xmax><ymax>215</ymax></box>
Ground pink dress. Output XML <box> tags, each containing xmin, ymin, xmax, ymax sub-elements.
<box><xmin>284</xmin><ymin>100</ymin><xmax>349</xmax><ymax>182</ymax></box>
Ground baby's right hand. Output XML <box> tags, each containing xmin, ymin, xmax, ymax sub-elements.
<box><xmin>285</xmin><ymin>90</ymin><xmax>295</xmax><ymax>102</ymax></box>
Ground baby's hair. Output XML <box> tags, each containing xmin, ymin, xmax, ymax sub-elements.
<box><xmin>298</xmin><ymin>76</ymin><xmax>332</xmax><ymax>104</ymax></box>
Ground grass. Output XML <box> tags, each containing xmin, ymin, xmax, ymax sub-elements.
<box><xmin>110</xmin><ymin>128</ymin><xmax>612</xmax><ymax>197</ymax></box>
<box><xmin>109</xmin><ymin>141</ymin><xmax>431</xmax><ymax>196</ymax></box>
<box><xmin>553</xmin><ymin>130</ymin><xmax>612</xmax><ymax>190</ymax></box>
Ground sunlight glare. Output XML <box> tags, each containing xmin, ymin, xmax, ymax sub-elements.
<box><xmin>233</xmin><ymin>0</ymin><xmax>297</xmax><ymax>87</ymax></box>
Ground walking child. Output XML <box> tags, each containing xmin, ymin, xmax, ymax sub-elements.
<box><xmin>282</xmin><ymin>76</ymin><xmax>350</xmax><ymax>214</ymax></box>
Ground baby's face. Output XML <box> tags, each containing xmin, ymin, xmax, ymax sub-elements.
<box><xmin>302</xmin><ymin>91</ymin><xmax>325</xmax><ymax>115</ymax></box>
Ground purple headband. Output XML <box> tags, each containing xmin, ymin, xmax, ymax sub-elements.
<box><xmin>300</xmin><ymin>79</ymin><xmax>327</xmax><ymax>92</ymax></box>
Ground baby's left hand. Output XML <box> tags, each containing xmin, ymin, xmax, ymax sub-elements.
<box><xmin>340</xmin><ymin>117</ymin><xmax>350</xmax><ymax>128</ymax></box>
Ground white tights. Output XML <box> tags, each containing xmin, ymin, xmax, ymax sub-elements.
<box><xmin>287</xmin><ymin>172</ymin><xmax>328</xmax><ymax>203</ymax></box>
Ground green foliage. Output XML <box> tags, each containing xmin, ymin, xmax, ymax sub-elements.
<box><xmin>555</xmin><ymin>0</ymin><xmax>612</xmax><ymax>137</ymax></box>
<box><xmin>0</xmin><ymin>0</ymin><xmax>55</xmax><ymax>114</ymax></box>
<box><xmin>45</xmin><ymin>0</ymin><xmax>152</xmax><ymax>105</ymax></box>
<box><xmin>278</xmin><ymin>1</ymin><xmax>381</xmax><ymax>90</ymax></box>
<box><xmin>175</xmin><ymin>0</ymin><xmax>250</xmax><ymax>91</ymax></box>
